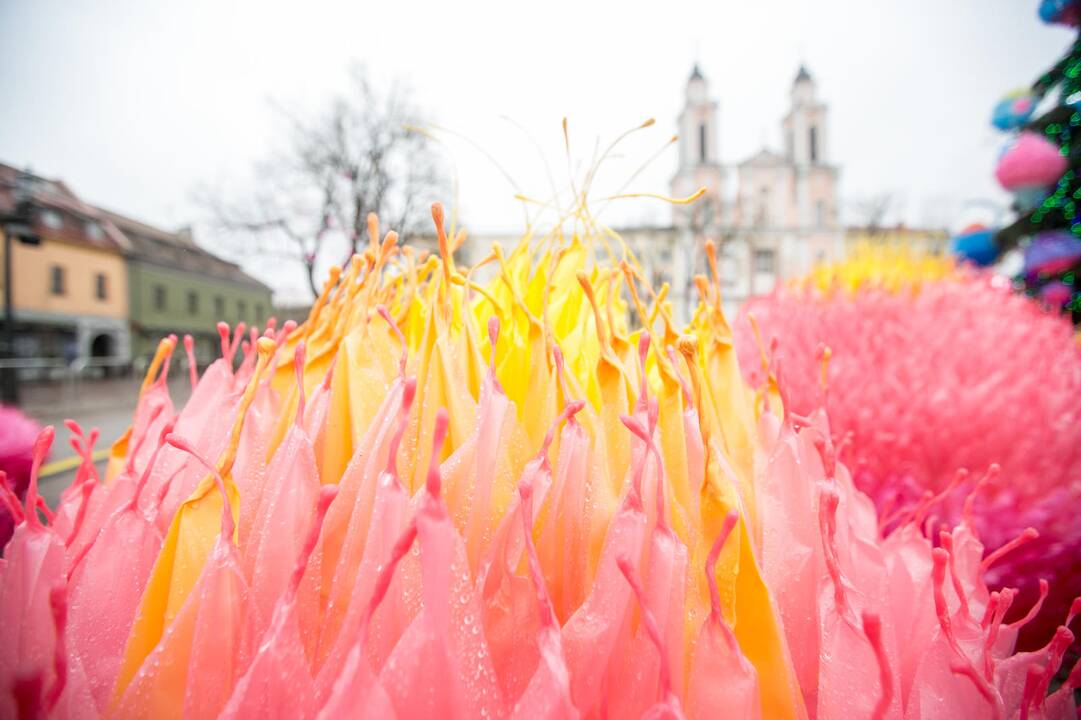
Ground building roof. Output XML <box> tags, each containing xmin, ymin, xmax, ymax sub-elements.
<box><xmin>737</xmin><ymin>147</ymin><xmax>789</xmax><ymax>167</ymax></box>
<box><xmin>2</xmin><ymin>162</ymin><xmax>268</xmax><ymax>292</ymax></box>
<box><xmin>100</xmin><ymin>208</ymin><xmax>271</xmax><ymax>292</ymax></box>
<box><xmin>689</xmin><ymin>64</ymin><xmax>704</xmax><ymax>81</ymax></box>
<box><xmin>0</xmin><ymin>163</ymin><xmax>129</xmax><ymax>253</ymax></box>
<box><xmin>794</xmin><ymin>64</ymin><xmax>813</xmax><ymax>84</ymax></box>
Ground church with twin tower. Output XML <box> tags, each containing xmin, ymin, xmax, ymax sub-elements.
<box><xmin>637</xmin><ymin>63</ymin><xmax>843</xmax><ymax>319</ymax></box>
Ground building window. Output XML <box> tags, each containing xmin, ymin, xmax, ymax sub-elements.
<box><xmin>698</xmin><ymin>123</ymin><xmax>708</xmax><ymax>163</ymax></box>
<box><xmin>758</xmin><ymin>187</ymin><xmax>771</xmax><ymax>226</ymax></box>
<box><xmin>237</xmin><ymin>300</ymin><xmax>247</xmax><ymax>320</ymax></box>
<box><xmin>809</xmin><ymin>126</ymin><xmax>819</xmax><ymax>164</ymax></box>
<box><xmin>188</xmin><ymin>290</ymin><xmax>199</xmax><ymax>315</ymax></box>
<box><xmin>41</xmin><ymin>210</ymin><xmax>63</xmax><ymax>229</ymax></box>
<box><xmin>754</xmin><ymin>248</ymin><xmax>776</xmax><ymax>274</ymax></box>
<box><xmin>214</xmin><ymin>296</ymin><xmax>225</xmax><ymax>318</ymax></box>
<box><xmin>816</xmin><ymin>200</ymin><xmax>827</xmax><ymax>228</ymax></box>
<box><xmin>721</xmin><ymin>254</ymin><xmax>738</xmax><ymax>287</ymax></box>
<box><xmin>255</xmin><ymin>303</ymin><xmax>263</xmax><ymax>322</ymax></box>
<box><xmin>50</xmin><ymin>265</ymin><xmax>65</xmax><ymax>295</ymax></box>
<box><xmin>85</xmin><ymin>221</ymin><xmax>104</xmax><ymax>240</ymax></box>
<box><xmin>154</xmin><ymin>284</ymin><xmax>166</xmax><ymax>311</ymax></box>
<box><xmin>95</xmin><ymin>273</ymin><xmax>107</xmax><ymax>300</ymax></box>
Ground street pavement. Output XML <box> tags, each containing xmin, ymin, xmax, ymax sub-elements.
<box><xmin>19</xmin><ymin>375</ymin><xmax>192</xmax><ymax>506</ymax></box>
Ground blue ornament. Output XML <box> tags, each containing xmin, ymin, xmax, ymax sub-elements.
<box><xmin>1023</xmin><ymin>230</ymin><xmax>1081</xmax><ymax>275</ymax></box>
<box><xmin>1040</xmin><ymin>0</ymin><xmax>1081</xmax><ymax>25</ymax></box>
<box><xmin>951</xmin><ymin>228</ymin><xmax>1000</xmax><ymax>267</ymax></box>
<box><xmin>992</xmin><ymin>91</ymin><xmax>1036</xmax><ymax>131</ymax></box>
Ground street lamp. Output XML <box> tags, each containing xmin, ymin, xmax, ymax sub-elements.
<box><xmin>1</xmin><ymin>172</ymin><xmax>42</xmax><ymax>404</ymax></box>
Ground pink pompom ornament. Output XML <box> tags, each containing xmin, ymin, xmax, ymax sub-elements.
<box><xmin>1038</xmin><ymin>279</ymin><xmax>1074</xmax><ymax>309</ymax></box>
<box><xmin>0</xmin><ymin>405</ymin><xmax>45</xmax><ymax>552</ymax></box>
<box><xmin>995</xmin><ymin>131</ymin><xmax>1068</xmax><ymax>192</ymax></box>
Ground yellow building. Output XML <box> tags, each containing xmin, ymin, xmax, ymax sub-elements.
<box><xmin>0</xmin><ymin>164</ymin><xmax>130</xmax><ymax>369</ymax></box>
<box><xmin>842</xmin><ymin>225</ymin><xmax>950</xmax><ymax>256</ymax></box>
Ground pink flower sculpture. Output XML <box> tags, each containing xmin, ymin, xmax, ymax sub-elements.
<box><xmin>736</xmin><ymin>269</ymin><xmax>1081</xmax><ymax>650</ymax></box>
<box><xmin>1</xmin><ymin>213</ymin><xmax>1078</xmax><ymax>718</ymax></box>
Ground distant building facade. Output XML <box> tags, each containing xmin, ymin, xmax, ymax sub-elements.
<box><xmin>0</xmin><ymin>163</ymin><xmax>272</xmax><ymax>375</ymax></box>
<box><xmin>103</xmin><ymin>211</ymin><xmax>273</xmax><ymax>365</ymax></box>
<box><xmin>843</xmin><ymin>225</ymin><xmax>950</xmax><ymax>256</ymax></box>
<box><xmin>0</xmin><ymin>164</ymin><xmax>130</xmax><ymax>370</ymax></box>
<box><xmin>626</xmin><ymin>64</ymin><xmax>845</xmax><ymax>320</ymax></box>
<box><xmin>271</xmin><ymin>303</ymin><xmax>313</xmax><ymax>325</ymax></box>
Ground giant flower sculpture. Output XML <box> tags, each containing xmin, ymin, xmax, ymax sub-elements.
<box><xmin>735</xmin><ymin>244</ymin><xmax>1081</xmax><ymax>650</ymax></box>
<box><xmin>1</xmin><ymin>209</ymin><xmax>1078</xmax><ymax>719</ymax></box>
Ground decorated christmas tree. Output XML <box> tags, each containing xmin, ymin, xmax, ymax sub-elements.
<box><xmin>954</xmin><ymin>0</ymin><xmax>1081</xmax><ymax>322</ymax></box>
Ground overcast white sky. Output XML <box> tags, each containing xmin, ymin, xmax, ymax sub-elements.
<box><xmin>0</xmin><ymin>1</ymin><xmax>1074</xmax><ymax>301</ymax></box>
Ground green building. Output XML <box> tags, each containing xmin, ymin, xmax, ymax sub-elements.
<box><xmin>102</xmin><ymin>210</ymin><xmax>272</xmax><ymax>367</ymax></box>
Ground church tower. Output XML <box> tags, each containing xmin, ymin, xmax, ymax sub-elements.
<box><xmin>783</xmin><ymin>65</ymin><xmax>829</xmax><ymax>167</ymax></box>
<box><xmin>782</xmin><ymin>65</ymin><xmax>838</xmax><ymax>231</ymax></box>
<box><xmin>671</xmin><ymin>65</ymin><xmax>725</xmax><ymax>230</ymax></box>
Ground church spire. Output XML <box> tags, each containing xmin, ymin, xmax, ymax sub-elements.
<box><xmin>678</xmin><ymin>64</ymin><xmax>718</xmax><ymax>166</ymax></box>
<box><xmin>784</xmin><ymin>63</ymin><xmax>827</xmax><ymax>167</ymax></box>
<box><xmin>671</xmin><ymin>64</ymin><xmax>725</xmax><ymax>229</ymax></box>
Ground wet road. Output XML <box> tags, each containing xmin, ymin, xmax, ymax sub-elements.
<box><xmin>19</xmin><ymin>376</ymin><xmax>192</xmax><ymax>506</ymax></box>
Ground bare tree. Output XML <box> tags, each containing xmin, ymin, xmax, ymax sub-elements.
<box><xmin>207</xmin><ymin>66</ymin><xmax>444</xmax><ymax>298</ymax></box>
<box><xmin>848</xmin><ymin>192</ymin><xmax>895</xmax><ymax>236</ymax></box>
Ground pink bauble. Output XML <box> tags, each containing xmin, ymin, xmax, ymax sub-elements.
<box><xmin>995</xmin><ymin>131</ymin><xmax>1068</xmax><ymax>191</ymax></box>
<box><xmin>0</xmin><ymin>404</ymin><xmax>42</xmax><ymax>551</ymax></box>
<box><xmin>1039</xmin><ymin>280</ymin><xmax>1073</xmax><ymax>308</ymax></box>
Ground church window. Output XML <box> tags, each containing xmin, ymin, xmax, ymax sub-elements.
<box><xmin>809</xmin><ymin>126</ymin><xmax>819</xmax><ymax>163</ymax></box>
<box><xmin>754</xmin><ymin>248</ymin><xmax>776</xmax><ymax>274</ymax></box>
<box><xmin>721</xmin><ymin>253</ymin><xmax>737</xmax><ymax>287</ymax></box>
<box><xmin>816</xmin><ymin>200</ymin><xmax>827</xmax><ymax>227</ymax></box>
<box><xmin>758</xmin><ymin>187</ymin><xmax>771</xmax><ymax>226</ymax></box>
<box><xmin>699</xmin><ymin>123</ymin><xmax>707</xmax><ymax>163</ymax></box>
